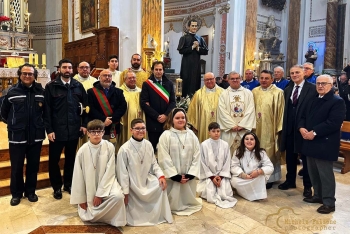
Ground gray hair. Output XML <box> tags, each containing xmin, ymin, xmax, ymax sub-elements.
<box><xmin>274</xmin><ymin>66</ymin><xmax>284</xmax><ymax>73</ymax></box>
<box><xmin>124</xmin><ymin>71</ymin><xmax>136</xmax><ymax>80</ymax></box>
<box><xmin>303</xmin><ymin>62</ymin><xmax>314</xmax><ymax>70</ymax></box>
<box><xmin>229</xmin><ymin>71</ymin><xmax>241</xmax><ymax>77</ymax></box>
<box><xmin>316</xmin><ymin>74</ymin><xmax>332</xmax><ymax>83</ymax></box>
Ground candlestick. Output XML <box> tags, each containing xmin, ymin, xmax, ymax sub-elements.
<box><xmin>42</xmin><ymin>53</ymin><xmax>46</xmax><ymax>65</ymax></box>
<box><xmin>29</xmin><ymin>53</ymin><xmax>33</xmax><ymax>64</ymax></box>
<box><xmin>34</xmin><ymin>53</ymin><xmax>38</xmax><ymax>68</ymax></box>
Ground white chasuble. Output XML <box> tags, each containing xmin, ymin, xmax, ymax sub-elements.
<box><xmin>158</xmin><ymin>128</ymin><xmax>202</xmax><ymax>215</ymax></box>
<box><xmin>230</xmin><ymin>149</ymin><xmax>274</xmax><ymax>201</ymax></box>
<box><xmin>252</xmin><ymin>85</ymin><xmax>285</xmax><ymax>183</ymax></box>
<box><xmin>70</xmin><ymin>140</ymin><xmax>126</xmax><ymax>227</ymax></box>
<box><xmin>116</xmin><ymin>138</ymin><xmax>173</xmax><ymax>226</ymax></box>
<box><xmin>187</xmin><ymin>85</ymin><xmax>224</xmax><ymax>143</ymax></box>
<box><xmin>217</xmin><ymin>86</ymin><xmax>256</xmax><ymax>153</ymax></box>
<box><xmin>197</xmin><ymin>139</ymin><xmax>237</xmax><ymax>208</ymax></box>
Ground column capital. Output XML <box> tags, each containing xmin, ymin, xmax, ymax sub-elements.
<box><xmin>327</xmin><ymin>0</ymin><xmax>338</xmax><ymax>3</ymax></box>
<box><xmin>218</xmin><ymin>4</ymin><xmax>230</xmax><ymax>14</ymax></box>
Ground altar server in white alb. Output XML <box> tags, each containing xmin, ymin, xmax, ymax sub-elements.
<box><xmin>230</xmin><ymin>132</ymin><xmax>274</xmax><ymax>201</ymax></box>
<box><xmin>158</xmin><ymin>108</ymin><xmax>202</xmax><ymax>215</ymax></box>
<box><xmin>70</xmin><ymin>120</ymin><xmax>126</xmax><ymax>227</ymax></box>
<box><xmin>197</xmin><ymin>122</ymin><xmax>237</xmax><ymax>208</ymax></box>
<box><xmin>116</xmin><ymin>118</ymin><xmax>173</xmax><ymax>226</ymax></box>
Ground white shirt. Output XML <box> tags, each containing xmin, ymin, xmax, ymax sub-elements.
<box><xmin>290</xmin><ymin>80</ymin><xmax>305</xmax><ymax>101</ymax></box>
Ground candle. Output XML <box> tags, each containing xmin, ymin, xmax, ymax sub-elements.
<box><xmin>34</xmin><ymin>53</ymin><xmax>38</xmax><ymax>65</ymax></box>
<box><xmin>29</xmin><ymin>53</ymin><xmax>33</xmax><ymax>64</ymax></box>
<box><xmin>42</xmin><ymin>53</ymin><xmax>46</xmax><ymax>65</ymax></box>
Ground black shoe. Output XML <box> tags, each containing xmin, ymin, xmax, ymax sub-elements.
<box><xmin>63</xmin><ymin>186</ymin><xmax>71</xmax><ymax>194</ymax></box>
<box><xmin>26</xmin><ymin>193</ymin><xmax>38</xmax><ymax>202</ymax></box>
<box><xmin>266</xmin><ymin>182</ymin><xmax>273</xmax><ymax>189</ymax></box>
<box><xmin>10</xmin><ymin>197</ymin><xmax>21</xmax><ymax>206</ymax></box>
<box><xmin>53</xmin><ymin>189</ymin><xmax>62</xmax><ymax>200</ymax></box>
<box><xmin>303</xmin><ymin>187</ymin><xmax>312</xmax><ymax>198</ymax></box>
<box><xmin>278</xmin><ymin>181</ymin><xmax>297</xmax><ymax>190</ymax></box>
<box><xmin>317</xmin><ymin>205</ymin><xmax>335</xmax><ymax>214</ymax></box>
<box><xmin>303</xmin><ymin>196</ymin><xmax>322</xmax><ymax>204</ymax></box>
<box><xmin>298</xmin><ymin>168</ymin><xmax>304</xmax><ymax>176</ymax></box>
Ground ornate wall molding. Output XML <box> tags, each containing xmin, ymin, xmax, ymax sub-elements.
<box><xmin>165</xmin><ymin>0</ymin><xmax>228</xmax><ymax>17</ymax></box>
<box><xmin>218</xmin><ymin>4</ymin><xmax>230</xmax><ymax>14</ymax></box>
<box><xmin>309</xmin><ymin>25</ymin><xmax>326</xmax><ymax>37</ymax></box>
<box><xmin>310</xmin><ymin>0</ymin><xmax>327</xmax><ymax>22</ymax></box>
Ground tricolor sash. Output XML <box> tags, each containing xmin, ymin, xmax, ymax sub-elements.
<box><xmin>92</xmin><ymin>87</ymin><xmax>117</xmax><ymax>139</ymax></box>
<box><xmin>146</xmin><ymin>79</ymin><xmax>170</xmax><ymax>103</ymax></box>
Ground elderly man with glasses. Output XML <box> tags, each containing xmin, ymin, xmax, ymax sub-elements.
<box><xmin>87</xmin><ymin>69</ymin><xmax>127</xmax><ymax>143</ymax></box>
<box><xmin>187</xmin><ymin>72</ymin><xmax>224</xmax><ymax>143</ymax></box>
<box><xmin>303</xmin><ymin>62</ymin><xmax>317</xmax><ymax>84</ymax></box>
<box><xmin>217</xmin><ymin>71</ymin><xmax>256</xmax><ymax>153</ymax></box>
<box><xmin>73</xmin><ymin>61</ymin><xmax>97</xmax><ymax>91</ymax></box>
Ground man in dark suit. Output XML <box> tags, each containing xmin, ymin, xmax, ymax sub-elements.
<box><xmin>140</xmin><ymin>61</ymin><xmax>176</xmax><ymax>152</ymax></box>
<box><xmin>279</xmin><ymin>65</ymin><xmax>316</xmax><ymax>198</ymax></box>
<box><xmin>299</xmin><ymin>75</ymin><xmax>345</xmax><ymax>214</ymax></box>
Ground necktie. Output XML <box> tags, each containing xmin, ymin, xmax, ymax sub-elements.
<box><xmin>104</xmin><ymin>88</ymin><xmax>109</xmax><ymax>96</ymax></box>
<box><xmin>65</xmin><ymin>83</ymin><xmax>69</xmax><ymax>89</ymax></box>
<box><xmin>158</xmin><ymin>80</ymin><xmax>162</xmax><ymax>86</ymax></box>
<box><xmin>292</xmin><ymin>86</ymin><xmax>299</xmax><ymax>105</ymax></box>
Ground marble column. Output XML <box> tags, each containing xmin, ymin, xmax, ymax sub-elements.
<box><xmin>243</xmin><ymin>0</ymin><xmax>257</xmax><ymax>73</ymax></box>
<box><xmin>218</xmin><ymin>4</ymin><xmax>230</xmax><ymax>77</ymax></box>
<box><xmin>141</xmin><ymin>0</ymin><xmax>162</xmax><ymax>67</ymax></box>
<box><xmin>324</xmin><ymin>0</ymin><xmax>339</xmax><ymax>73</ymax></box>
<box><xmin>286</xmin><ymin>0</ymin><xmax>301</xmax><ymax>74</ymax></box>
<box><xmin>61</xmin><ymin>0</ymin><xmax>69</xmax><ymax>58</ymax></box>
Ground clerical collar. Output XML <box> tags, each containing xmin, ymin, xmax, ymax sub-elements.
<box><xmin>126</xmin><ymin>85</ymin><xmax>137</xmax><ymax>92</ymax></box>
<box><xmin>61</xmin><ymin>78</ymin><xmax>70</xmax><ymax>85</ymax></box>
<box><xmin>228</xmin><ymin>86</ymin><xmax>242</xmax><ymax>92</ymax></box>
<box><xmin>77</xmin><ymin>74</ymin><xmax>89</xmax><ymax>82</ymax></box>
<box><xmin>261</xmin><ymin>84</ymin><xmax>273</xmax><ymax>91</ymax></box>
<box><xmin>130</xmin><ymin>67</ymin><xmax>143</xmax><ymax>72</ymax></box>
<box><xmin>132</xmin><ymin>136</ymin><xmax>143</xmax><ymax>142</ymax></box>
<box><xmin>206</xmin><ymin>86</ymin><xmax>216</xmax><ymax>92</ymax></box>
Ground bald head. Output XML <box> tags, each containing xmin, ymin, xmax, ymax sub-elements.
<box><xmin>203</xmin><ymin>72</ymin><xmax>216</xmax><ymax>89</ymax></box>
<box><xmin>77</xmin><ymin>61</ymin><xmax>90</xmax><ymax>78</ymax></box>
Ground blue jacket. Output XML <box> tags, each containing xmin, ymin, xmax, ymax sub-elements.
<box><xmin>241</xmin><ymin>79</ymin><xmax>259</xmax><ymax>90</ymax></box>
<box><xmin>305</xmin><ymin>73</ymin><xmax>317</xmax><ymax>84</ymax></box>
<box><xmin>273</xmin><ymin>78</ymin><xmax>290</xmax><ymax>90</ymax></box>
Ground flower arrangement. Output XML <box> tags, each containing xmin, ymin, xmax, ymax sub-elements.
<box><xmin>176</xmin><ymin>95</ymin><xmax>192</xmax><ymax>112</ymax></box>
<box><xmin>0</xmin><ymin>16</ymin><xmax>11</xmax><ymax>22</ymax></box>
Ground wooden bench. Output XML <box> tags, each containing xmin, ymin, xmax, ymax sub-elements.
<box><xmin>339</xmin><ymin>121</ymin><xmax>350</xmax><ymax>174</ymax></box>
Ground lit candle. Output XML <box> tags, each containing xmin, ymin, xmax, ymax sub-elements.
<box><xmin>42</xmin><ymin>53</ymin><xmax>46</xmax><ymax>65</ymax></box>
<box><xmin>34</xmin><ymin>53</ymin><xmax>38</xmax><ymax>65</ymax></box>
<box><xmin>29</xmin><ymin>53</ymin><xmax>33</xmax><ymax>64</ymax></box>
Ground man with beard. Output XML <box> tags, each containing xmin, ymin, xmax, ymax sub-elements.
<box><xmin>140</xmin><ymin>61</ymin><xmax>176</xmax><ymax>152</ymax></box>
<box><xmin>73</xmin><ymin>61</ymin><xmax>97</xmax><ymax>91</ymax></box>
<box><xmin>178</xmin><ymin>19</ymin><xmax>208</xmax><ymax>97</ymax></box>
<box><xmin>107</xmin><ymin>55</ymin><xmax>121</xmax><ymax>87</ymax></box>
<box><xmin>44</xmin><ymin>58</ymin><xmax>88</xmax><ymax>200</ymax></box>
<box><xmin>87</xmin><ymin>69</ymin><xmax>127</xmax><ymax>142</ymax></box>
<box><xmin>120</xmin><ymin>54</ymin><xmax>149</xmax><ymax>89</ymax></box>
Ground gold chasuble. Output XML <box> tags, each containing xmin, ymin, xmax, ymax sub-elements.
<box><xmin>217</xmin><ymin>86</ymin><xmax>256</xmax><ymax>153</ymax></box>
<box><xmin>187</xmin><ymin>85</ymin><xmax>223</xmax><ymax>143</ymax></box>
<box><xmin>73</xmin><ymin>75</ymin><xmax>98</xmax><ymax>91</ymax></box>
<box><xmin>252</xmin><ymin>84</ymin><xmax>285</xmax><ymax>182</ymax></box>
<box><xmin>118</xmin><ymin>83</ymin><xmax>146</xmax><ymax>147</ymax></box>
<box><xmin>120</xmin><ymin>68</ymin><xmax>150</xmax><ymax>89</ymax></box>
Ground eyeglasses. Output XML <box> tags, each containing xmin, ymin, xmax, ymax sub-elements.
<box><xmin>101</xmin><ymin>74</ymin><xmax>112</xmax><ymax>78</ymax></box>
<box><xmin>204</xmin><ymin>78</ymin><xmax>215</xmax><ymax>82</ymax></box>
<box><xmin>132</xmin><ymin>127</ymin><xmax>146</xmax><ymax>132</ymax></box>
<box><xmin>21</xmin><ymin>72</ymin><xmax>34</xmax><ymax>77</ymax></box>
<box><xmin>303</xmin><ymin>67</ymin><xmax>312</xmax><ymax>70</ymax></box>
<box><xmin>88</xmin><ymin>130</ymin><xmax>104</xmax><ymax>136</ymax></box>
<box><xmin>316</xmin><ymin>82</ymin><xmax>332</xmax><ymax>87</ymax></box>
<box><xmin>79</xmin><ymin>66</ymin><xmax>90</xmax><ymax>69</ymax></box>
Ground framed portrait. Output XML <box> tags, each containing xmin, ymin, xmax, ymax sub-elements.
<box><xmin>202</xmin><ymin>35</ymin><xmax>209</xmax><ymax>46</ymax></box>
<box><xmin>80</xmin><ymin>0</ymin><xmax>98</xmax><ymax>33</ymax></box>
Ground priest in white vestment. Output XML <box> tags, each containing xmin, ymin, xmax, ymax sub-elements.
<box><xmin>116</xmin><ymin>118</ymin><xmax>173</xmax><ymax>226</ymax></box>
<box><xmin>230</xmin><ymin>132</ymin><xmax>274</xmax><ymax>201</ymax></box>
<box><xmin>217</xmin><ymin>71</ymin><xmax>256</xmax><ymax>153</ymax></box>
<box><xmin>70</xmin><ymin>120</ymin><xmax>126</xmax><ymax>227</ymax></box>
<box><xmin>197</xmin><ymin>122</ymin><xmax>237</xmax><ymax>208</ymax></box>
<box><xmin>187</xmin><ymin>72</ymin><xmax>224</xmax><ymax>143</ymax></box>
<box><xmin>158</xmin><ymin>108</ymin><xmax>202</xmax><ymax>215</ymax></box>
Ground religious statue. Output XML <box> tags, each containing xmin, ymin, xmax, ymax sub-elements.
<box><xmin>177</xmin><ymin>16</ymin><xmax>208</xmax><ymax>97</ymax></box>
<box><xmin>264</xmin><ymin>15</ymin><xmax>277</xmax><ymax>39</ymax></box>
<box><xmin>305</xmin><ymin>43</ymin><xmax>318</xmax><ymax>65</ymax></box>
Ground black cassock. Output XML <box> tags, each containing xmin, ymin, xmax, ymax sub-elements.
<box><xmin>177</xmin><ymin>33</ymin><xmax>208</xmax><ymax>97</ymax></box>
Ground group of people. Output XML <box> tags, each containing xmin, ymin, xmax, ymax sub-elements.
<box><xmin>0</xmin><ymin>53</ymin><xmax>346</xmax><ymax>228</ymax></box>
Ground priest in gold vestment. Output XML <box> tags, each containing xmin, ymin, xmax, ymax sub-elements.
<box><xmin>187</xmin><ymin>72</ymin><xmax>223</xmax><ymax>143</ymax></box>
<box><xmin>217</xmin><ymin>71</ymin><xmax>256</xmax><ymax>153</ymax></box>
<box><xmin>120</xmin><ymin>54</ymin><xmax>149</xmax><ymax>89</ymax></box>
<box><xmin>252</xmin><ymin>70</ymin><xmax>285</xmax><ymax>188</ymax></box>
<box><xmin>118</xmin><ymin>71</ymin><xmax>146</xmax><ymax>148</ymax></box>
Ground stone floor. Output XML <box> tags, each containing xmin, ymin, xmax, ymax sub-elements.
<box><xmin>0</xmin><ymin>162</ymin><xmax>349</xmax><ymax>234</ymax></box>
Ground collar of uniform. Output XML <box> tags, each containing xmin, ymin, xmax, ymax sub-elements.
<box><xmin>61</xmin><ymin>77</ymin><xmax>71</xmax><ymax>85</ymax></box>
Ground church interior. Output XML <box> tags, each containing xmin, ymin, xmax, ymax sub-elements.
<box><xmin>1</xmin><ymin>0</ymin><xmax>350</xmax><ymax>233</ymax></box>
